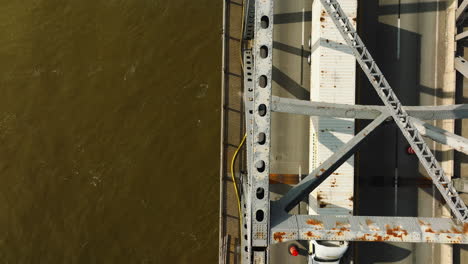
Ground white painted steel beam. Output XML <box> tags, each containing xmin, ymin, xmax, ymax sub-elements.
<box><xmin>276</xmin><ymin>114</ymin><xmax>388</xmax><ymax>212</ymax></box>
<box><xmin>456</xmin><ymin>30</ymin><xmax>468</xmax><ymax>41</ymax></box>
<box><xmin>270</xmin><ymin>215</ymin><xmax>468</xmax><ymax>244</ymax></box>
<box><xmin>411</xmin><ymin>117</ymin><xmax>468</xmax><ymax>155</ymax></box>
<box><xmin>242</xmin><ymin>0</ymin><xmax>274</xmax><ymax>262</ymax></box>
<box><xmin>241</xmin><ymin>50</ymin><xmax>254</xmax><ymax>264</ymax></box>
<box><xmin>271</xmin><ymin>96</ymin><xmax>468</xmax><ymax>120</ymax></box>
<box><xmin>453</xmin><ymin>178</ymin><xmax>468</xmax><ymax>193</ymax></box>
<box><xmin>309</xmin><ymin>0</ymin><xmax>358</xmax><ymax>217</ymax></box>
<box><xmin>457</xmin><ymin>0</ymin><xmax>468</xmax><ymax>21</ymax></box>
<box><xmin>272</xmin><ymin>96</ymin><xmax>382</xmax><ymax>119</ymax></box>
<box><xmin>318</xmin><ymin>0</ymin><xmax>468</xmax><ymax>222</ymax></box>
<box><xmin>455</xmin><ymin>56</ymin><xmax>468</xmax><ymax>78</ymax></box>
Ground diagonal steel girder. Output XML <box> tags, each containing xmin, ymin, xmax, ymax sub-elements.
<box><xmin>455</xmin><ymin>56</ymin><xmax>468</xmax><ymax>78</ymax></box>
<box><xmin>457</xmin><ymin>0</ymin><xmax>468</xmax><ymax>21</ymax></box>
<box><xmin>317</xmin><ymin>0</ymin><xmax>468</xmax><ymax>222</ymax></box>
<box><xmin>275</xmin><ymin>114</ymin><xmax>389</xmax><ymax>212</ymax></box>
<box><xmin>411</xmin><ymin>117</ymin><xmax>468</xmax><ymax>155</ymax></box>
<box><xmin>271</xmin><ymin>96</ymin><xmax>468</xmax><ymax>120</ymax></box>
<box><xmin>456</xmin><ymin>30</ymin><xmax>468</xmax><ymax>41</ymax></box>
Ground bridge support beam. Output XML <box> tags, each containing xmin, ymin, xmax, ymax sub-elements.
<box><xmin>276</xmin><ymin>114</ymin><xmax>389</xmax><ymax>212</ymax></box>
<box><xmin>411</xmin><ymin>117</ymin><xmax>468</xmax><ymax>155</ymax></box>
<box><xmin>271</xmin><ymin>96</ymin><xmax>468</xmax><ymax>120</ymax></box>
<box><xmin>455</xmin><ymin>56</ymin><xmax>468</xmax><ymax>78</ymax></box>
<box><xmin>270</xmin><ymin>215</ymin><xmax>468</xmax><ymax>244</ymax></box>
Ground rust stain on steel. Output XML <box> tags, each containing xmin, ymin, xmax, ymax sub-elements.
<box><xmin>362</xmin><ymin>234</ymin><xmax>389</xmax><ymax>242</ymax></box>
<box><xmin>330</xmin><ymin>178</ymin><xmax>337</xmax><ymax>187</ymax></box>
<box><xmin>357</xmin><ymin>233</ymin><xmax>389</xmax><ymax>242</ymax></box>
<box><xmin>320</xmin><ymin>17</ymin><xmax>325</xmax><ymax>22</ymax></box>
<box><xmin>418</xmin><ymin>220</ymin><xmax>429</xmax><ymax>226</ymax></box>
<box><xmin>319</xmin><ymin>202</ymin><xmax>329</xmax><ymax>208</ymax></box>
<box><xmin>348</xmin><ymin>196</ymin><xmax>353</xmax><ymax>201</ymax></box>
<box><xmin>317</xmin><ymin>194</ymin><xmax>323</xmax><ymax>201</ymax></box>
<box><xmin>366</xmin><ymin>219</ymin><xmax>374</xmax><ymax>226</ymax></box>
<box><xmin>320</xmin><ymin>168</ymin><xmax>325</xmax><ymax>172</ymax></box>
<box><xmin>332</xmin><ymin>220</ymin><xmax>350</xmax><ymax>234</ymax></box>
<box><xmin>464</xmin><ymin>223</ymin><xmax>468</xmax><ymax>234</ymax></box>
<box><xmin>336</xmin><ymin>227</ymin><xmax>349</xmax><ymax>237</ymax></box>
<box><xmin>425</xmin><ymin>227</ymin><xmax>436</xmax><ymax>233</ymax></box>
<box><xmin>452</xmin><ymin>226</ymin><xmax>462</xmax><ymax>234</ymax></box>
<box><xmin>304</xmin><ymin>231</ymin><xmax>321</xmax><ymax>239</ymax></box>
<box><xmin>357</xmin><ymin>234</ymin><xmax>370</xmax><ymax>241</ymax></box>
<box><xmin>306</xmin><ymin>219</ymin><xmax>323</xmax><ymax>227</ymax></box>
<box><xmin>336</xmin><ymin>221</ymin><xmax>349</xmax><ymax>227</ymax></box>
<box><xmin>385</xmin><ymin>225</ymin><xmax>408</xmax><ymax>240</ymax></box>
<box><xmin>374</xmin><ymin>234</ymin><xmax>385</xmax><ymax>241</ymax></box>
<box><xmin>273</xmin><ymin>232</ymin><xmax>286</xmax><ymax>243</ymax></box>
<box><xmin>255</xmin><ymin>232</ymin><xmax>265</xmax><ymax>239</ymax></box>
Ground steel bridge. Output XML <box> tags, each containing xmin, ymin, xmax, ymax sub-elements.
<box><xmin>230</xmin><ymin>0</ymin><xmax>468</xmax><ymax>263</ymax></box>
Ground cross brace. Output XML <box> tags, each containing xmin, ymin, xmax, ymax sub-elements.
<box><xmin>275</xmin><ymin>114</ymin><xmax>389</xmax><ymax>212</ymax></box>
<box><xmin>270</xmin><ymin>215</ymin><xmax>468</xmax><ymax>244</ymax></box>
<box><xmin>455</xmin><ymin>56</ymin><xmax>468</xmax><ymax>78</ymax></box>
<box><xmin>320</xmin><ymin>0</ymin><xmax>468</xmax><ymax>222</ymax></box>
<box><xmin>271</xmin><ymin>96</ymin><xmax>468</xmax><ymax>120</ymax></box>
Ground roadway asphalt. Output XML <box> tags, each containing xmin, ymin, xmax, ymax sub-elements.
<box><xmin>357</xmin><ymin>0</ymin><xmax>451</xmax><ymax>263</ymax></box>
<box><xmin>270</xmin><ymin>0</ymin><xmax>312</xmax><ymax>263</ymax></box>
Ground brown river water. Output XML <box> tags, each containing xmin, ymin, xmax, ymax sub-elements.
<box><xmin>0</xmin><ymin>1</ymin><xmax>221</xmax><ymax>263</ymax></box>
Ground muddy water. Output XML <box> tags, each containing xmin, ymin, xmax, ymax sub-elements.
<box><xmin>0</xmin><ymin>1</ymin><xmax>221</xmax><ymax>262</ymax></box>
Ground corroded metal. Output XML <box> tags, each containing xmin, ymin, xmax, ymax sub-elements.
<box><xmin>244</xmin><ymin>0</ymin><xmax>274</xmax><ymax>263</ymax></box>
<box><xmin>238</xmin><ymin>1</ymin><xmax>468</xmax><ymax>263</ymax></box>
<box><xmin>271</xmin><ymin>215</ymin><xmax>468</xmax><ymax>244</ymax></box>
<box><xmin>320</xmin><ymin>0</ymin><xmax>468</xmax><ymax>222</ymax></box>
<box><xmin>276</xmin><ymin>114</ymin><xmax>388</xmax><ymax>212</ymax></box>
<box><xmin>242</xmin><ymin>50</ymin><xmax>254</xmax><ymax>264</ymax></box>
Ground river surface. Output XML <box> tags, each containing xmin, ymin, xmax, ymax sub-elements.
<box><xmin>0</xmin><ymin>1</ymin><xmax>221</xmax><ymax>262</ymax></box>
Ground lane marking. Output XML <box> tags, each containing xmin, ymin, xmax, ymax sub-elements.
<box><xmin>397</xmin><ymin>18</ymin><xmax>401</xmax><ymax>60</ymax></box>
<box><xmin>302</xmin><ymin>8</ymin><xmax>305</xmax><ymax>46</ymax></box>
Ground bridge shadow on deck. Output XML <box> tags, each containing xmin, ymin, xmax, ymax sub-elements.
<box><xmin>356</xmin><ymin>0</ymin><xmax>441</xmax><ymax>261</ymax></box>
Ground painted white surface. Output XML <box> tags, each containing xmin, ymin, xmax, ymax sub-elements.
<box><xmin>309</xmin><ymin>0</ymin><xmax>357</xmax><ymax>216</ymax></box>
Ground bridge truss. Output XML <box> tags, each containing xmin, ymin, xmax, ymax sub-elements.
<box><xmin>239</xmin><ymin>0</ymin><xmax>468</xmax><ymax>263</ymax></box>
